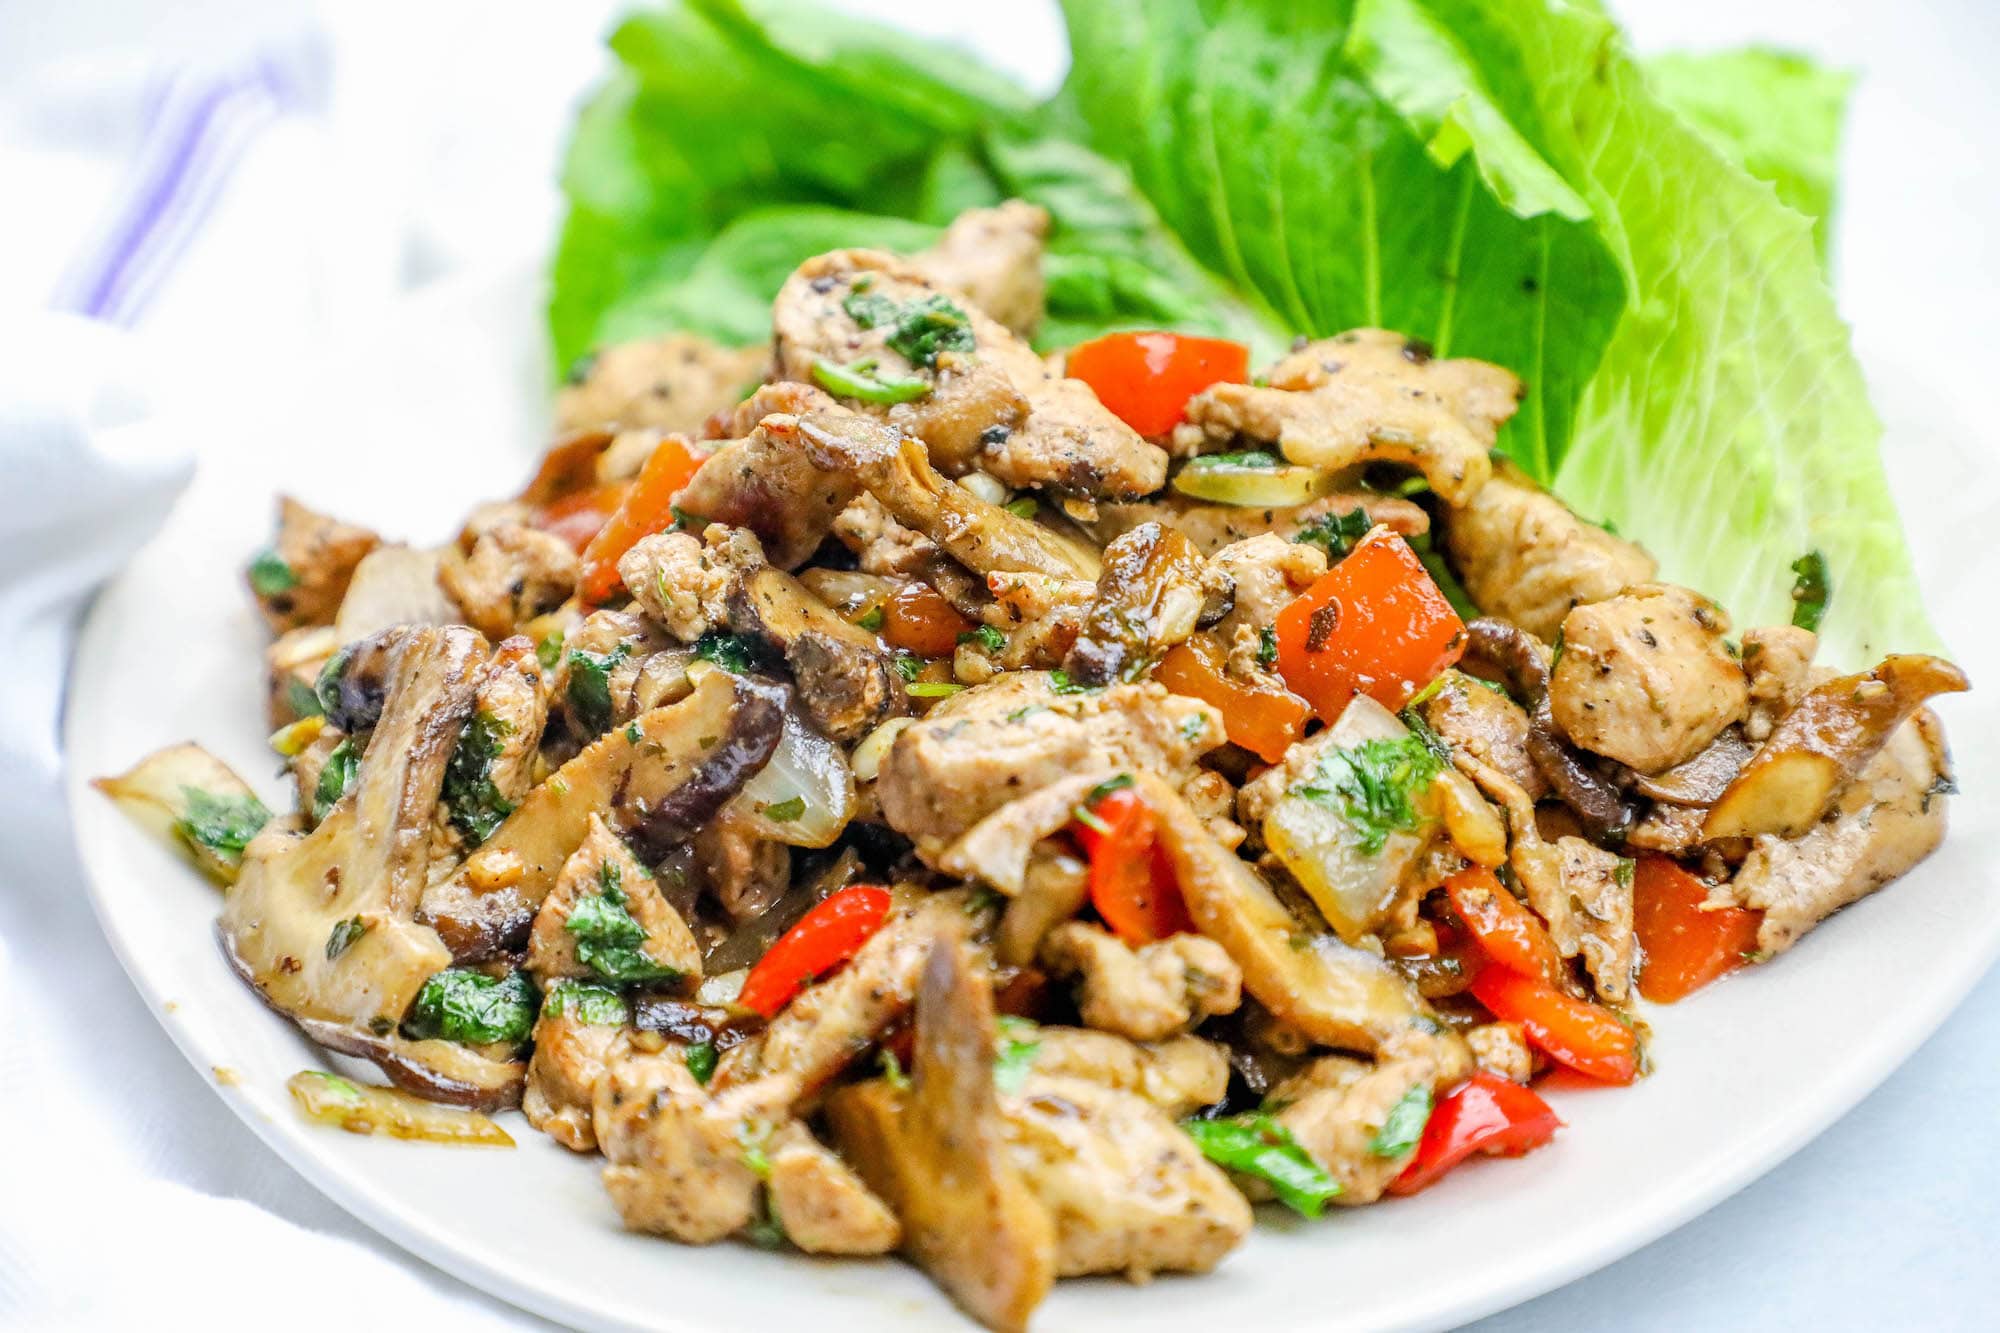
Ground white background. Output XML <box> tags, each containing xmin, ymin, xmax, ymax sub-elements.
<box><xmin>3</xmin><ymin>0</ymin><xmax>1996</xmax><ymax>1327</ymax></box>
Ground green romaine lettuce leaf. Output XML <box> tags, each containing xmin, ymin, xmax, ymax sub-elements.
<box><xmin>1346</xmin><ymin>0</ymin><xmax>1932</xmax><ymax>661</ymax></box>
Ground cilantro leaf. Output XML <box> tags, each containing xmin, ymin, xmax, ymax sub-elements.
<box><xmin>403</xmin><ymin>969</ymin><xmax>537</xmax><ymax>1044</ymax></box>
<box><xmin>1182</xmin><ymin>1113</ymin><xmax>1340</xmax><ymax>1217</ymax></box>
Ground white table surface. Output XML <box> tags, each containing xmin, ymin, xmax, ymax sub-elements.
<box><xmin>7</xmin><ymin>0</ymin><xmax>1996</xmax><ymax>1327</ymax></box>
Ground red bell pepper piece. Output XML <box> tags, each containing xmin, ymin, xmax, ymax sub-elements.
<box><xmin>1444</xmin><ymin>866</ymin><xmax>1565</xmax><ymax>987</ymax></box>
<box><xmin>1388</xmin><ymin>1072</ymin><xmax>1562</xmax><ymax>1195</ymax></box>
<box><xmin>737</xmin><ymin>884</ymin><xmax>893</xmax><ymax>1018</ymax></box>
<box><xmin>1153</xmin><ymin>636</ymin><xmax>1311</xmax><ymax>764</ymax></box>
<box><xmin>1469</xmin><ymin>965</ymin><xmax>1639</xmax><ymax>1085</ymax></box>
<box><xmin>578</xmin><ymin>435</ymin><xmax>707</xmax><ymax>604</ymax></box>
<box><xmin>534</xmin><ymin>482</ymin><xmax>629</xmax><ymax>554</ymax></box>
<box><xmin>1066</xmin><ymin>331</ymin><xmax>1250</xmax><ymax>437</ymax></box>
<box><xmin>1274</xmin><ymin>527</ymin><xmax>1465</xmax><ymax>715</ymax></box>
<box><xmin>1633</xmin><ymin>856</ymin><xmax>1764</xmax><ymax>1003</ymax></box>
<box><xmin>1071</xmin><ymin>785</ymin><xmax>1194</xmax><ymax>945</ymax></box>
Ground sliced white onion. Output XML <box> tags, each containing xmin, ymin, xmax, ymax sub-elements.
<box><xmin>697</xmin><ymin>967</ymin><xmax>749</xmax><ymax>1007</ymax></box>
<box><xmin>959</xmin><ymin>470</ymin><xmax>1009</xmax><ymax>504</ymax></box>
<box><xmin>1172</xmin><ymin>453</ymin><xmax>1339</xmax><ymax>507</ymax></box>
<box><xmin>849</xmin><ymin>715</ymin><xmax>913</xmax><ymax>784</ymax></box>
<box><xmin>722</xmin><ymin>707</ymin><xmax>855</xmax><ymax>848</ymax></box>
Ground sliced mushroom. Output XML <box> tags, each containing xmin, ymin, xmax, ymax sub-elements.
<box><xmin>824</xmin><ymin>934</ymin><xmax>1057</xmax><ymax>1333</ymax></box>
<box><xmin>219</xmin><ymin>626</ymin><xmax>524</xmax><ymax>1108</ymax></box>
<box><xmin>727</xmin><ymin>564</ymin><xmax>901</xmax><ymax>741</ymax></box>
<box><xmin>1631</xmin><ymin>728</ymin><xmax>1755</xmax><ymax>806</ymax></box>
<box><xmin>333</xmin><ymin>545</ymin><xmax>458</xmax><ymax>643</ymax></box>
<box><xmin>1063</xmin><ymin>522</ymin><xmax>1232</xmax><ymax>687</ymax></box>
<box><xmin>1140</xmin><ymin>772</ymin><xmax>1429</xmax><ymax>1054</ymax></box>
<box><xmin>1704</xmin><ymin>654</ymin><xmax>1969</xmax><ymax>841</ymax></box>
<box><xmin>420</xmin><ymin>669</ymin><xmax>783</xmax><ymax>961</ymax></box>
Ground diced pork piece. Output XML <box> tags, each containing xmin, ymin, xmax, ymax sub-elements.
<box><xmin>1266</xmin><ymin>1034</ymin><xmax>1470</xmax><ymax>1205</ymax></box>
<box><xmin>1178</xmin><ymin>330</ymin><xmax>1518</xmax><ymax>505</ymax></box>
<box><xmin>249</xmin><ymin>496</ymin><xmax>381</xmax><ymax>633</ymax></box>
<box><xmin>1038</xmin><ymin>922</ymin><xmax>1241</xmax><ymax>1042</ymax></box>
<box><xmin>438</xmin><ymin>522</ymin><xmax>579</xmax><ymax>642</ymax></box>
<box><xmin>675</xmin><ymin>402</ymin><xmax>863</xmax><ymax>570</ymax></box>
<box><xmin>1023</xmin><ymin>1029</ymin><xmax>1231</xmax><ymax>1119</ymax></box>
<box><xmin>523</xmin><ymin>1006</ymin><xmax>626</xmax><ymax>1151</ymax></box>
<box><xmin>526</xmin><ymin>813</ymin><xmax>701</xmax><ymax>985</ymax></box>
<box><xmin>1208</xmin><ymin>533</ymin><xmax>1326</xmax><ymax>643</ymax></box>
<box><xmin>1002</xmin><ymin>1073</ymin><xmax>1251</xmax><ymax>1280</ymax></box>
<box><xmin>556</xmin><ymin>332</ymin><xmax>767</xmax><ymax>435</ymax></box>
<box><xmin>1465</xmin><ymin>1022</ymin><xmax>1534</xmax><ymax>1084</ymax></box>
<box><xmin>1550</xmin><ymin>583</ymin><xmax>1748</xmax><ymax>774</ymax></box>
<box><xmin>594</xmin><ymin>1052</ymin><xmax>796</xmax><ymax>1244</ymax></box>
<box><xmin>772</xmin><ymin>249</ymin><xmax>1166</xmax><ymax>499</ymax></box>
<box><xmin>912</xmin><ymin>201</ymin><xmax>1049</xmax><ymax>337</ymax></box>
<box><xmin>1414</xmin><ymin>670</ymin><xmax>1546</xmax><ymax>801</ymax></box>
<box><xmin>766</xmin><ymin>1122</ymin><xmax>902</xmax><ymax>1255</ymax></box>
<box><xmin>1091</xmin><ymin>489</ymin><xmax>1430</xmax><ymax>558</ymax></box>
<box><xmin>618</xmin><ymin>527</ymin><xmax>762</xmax><ymax>643</ymax></box>
<box><xmin>1442</xmin><ymin>463</ymin><xmax>1655</xmax><ymax>640</ymax></box>
<box><xmin>1724</xmin><ymin>712</ymin><xmax>1953</xmax><ymax>955</ymax></box>
<box><xmin>876</xmin><ymin>672</ymin><xmax>1223</xmax><ymax>855</ymax></box>
<box><xmin>1741</xmin><ymin>624</ymin><xmax>1819</xmax><ymax>741</ymax></box>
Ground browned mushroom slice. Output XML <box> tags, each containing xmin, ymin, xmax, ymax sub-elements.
<box><xmin>219</xmin><ymin>626</ymin><xmax>524</xmax><ymax>1108</ymax></box>
<box><xmin>1179</xmin><ymin>330</ymin><xmax>1518</xmax><ymax>505</ymax></box>
<box><xmin>1063</xmin><ymin>521</ymin><xmax>1232</xmax><ymax>686</ymax></box>
<box><xmin>1705</xmin><ymin>654</ymin><xmax>1969</xmax><ymax>840</ymax></box>
<box><xmin>727</xmin><ymin>564</ymin><xmax>901</xmax><ymax>741</ymax></box>
<box><xmin>420</xmin><ymin>668</ymin><xmax>783</xmax><ymax>960</ymax></box>
<box><xmin>825</xmin><ymin>935</ymin><xmax>1057</xmax><ymax>1333</ymax></box>
<box><xmin>1138</xmin><ymin>772</ymin><xmax>1429</xmax><ymax>1054</ymax></box>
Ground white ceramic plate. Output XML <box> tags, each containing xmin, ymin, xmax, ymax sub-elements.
<box><xmin>62</xmin><ymin>248</ymin><xmax>2000</xmax><ymax>1332</ymax></box>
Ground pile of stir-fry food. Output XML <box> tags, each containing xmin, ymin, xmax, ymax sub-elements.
<box><xmin>101</xmin><ymin>204</ymin><xmax>1969</xmax><ymax>1330</ymax></box>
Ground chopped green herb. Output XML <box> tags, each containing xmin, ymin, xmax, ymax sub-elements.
<box><xmin>1004</xmin><ymin>497</ymin><xmax>1039</xmax><ymax>519</ymax></box>
<box><xmin>174</xmin><ymin>787</ymin><xmax>271</xmax><ymax>865</ymax></box>
<box><xmin>744</xmin><ymin>1198</ymin><xmax>787</xmax><ymax>1250</ymax></box>
<box><xmin>284</xmin><ymin>677</ymin><xmax>324</xmax><ymax>720</ymax></box>
<box><xmin>855</xmin><ymin>605</ymin><xmax>885</xmax><ymax>632</ymax></box>
<box><xmin>878</xmin><ymin>1048</ymin><xmax>910</xmax><ymax>1091</ymax></box>
<box><xmin>535</xmin><ymin>631</ymin><xmax>565</xmax><ymax>671</ymax></box>
<box><xmin>685</xmin><ymin>1040</ymin><xmax>718</xmax><ymax>1084</ymax></box>
<box><xmin>567</xmin><ymin>861</ymin><xmax>678</xmax><ymax>984</ymax></box>
<box><xmin>1047</xmin><ymin>669</ymin><xmax>1099</xmax><ymax>695</ymax></box>
<box><xmin>1399</xmin><ymin>706</ymin><xmax>1452</xmax><ymax>763</ymax></box>
<box><xmin>993</xmin><ymin>1016</ymin><xmax>1042</xmax><ymax>1093</ymax></box>
<box><xmin>1292</xmin><ymin>507</ymin><xmax>1373</xmax><ymax>560</ymax></box>
<box><xmin>311</xmin><ymin>739</ymin><xmax>360</xmax><ymax>823</ymax></box>
<box><xmin>763</xmin><ymin>795</ymin><xmax>807</xmax><ymax>822</ymax></box>
<box><xmin>1368</xmin><ymin>1083</ymin><xmax>1433</xmax><ymax>1158</ymax></box>
<box><xmin>905</xmin><ymin>681</ymin><xmax>966</xmax><ymax>698</ymax></box>
<box><xmin>543</xmin><ymin>979</ymin><xmax>630</xmax><ymax>1026</ymax></box>
<box><xmin>845</xmin><ymin>291</ymin><xmax>976</xmax><ymax>368</ymax></box>
<box><xmin>325</xmin><ymin>916</ymin><xmax>369</xmax><ymax>960</ymax></box>
<box><xmin>442</xmin><ymin>711</ymin><xmax>516</xmax><ymax>845</ymax></box>
<box><xmin>1182</xmin><ymin>1113</ymin><xmax>1341</xmax><ymax>1217</ymax></box>
<box><xmin>299</xmin><ymin>1069</ymin><xmax>363</xmax><ymax>1102</ymax></box>
<box><xmin>694</xmin><ymin>630</ymin><xmax>771</xmax><ymax>675</ymax></box>
<box><xmin>670</xmin><ymin>504</ymin><xmax>709</xmax><ymax>532</ymax></box>
<box><xmin>1614</xmin><ymin>857</ymin><xmax>1636</xmax><ymax>889</ymax></box>
<box><xmin>1550</xmin><ymin>624</ymin><xmax>1566</xmax><ymax>671</ymax></box>
<box><xmin>247</xmin><ymin>547</ymin><xmax>297</xmax><ymax>597</ymax></box>
<box><xmin>624</xmin><ymin>721</ymin><xmax>643</xmax><ymax>743</ymax></box>
<box><xmin>1180</xmin><ymin>713</ymin><xmax>1209</xmax><ymax>744</ymax></box>
<box><xmin>960</xmin><ymin>624</ymin><xmax>1007</xmax><ymax>653</ymax></box>
<box><xmin>841</xmin><ymin>288</ymin><xmax>902</xmax><ymax>328</ymax></box>
<box><xmin>312</xmin><ymin>649</ymin><xmax>351</xmax><ymax>717</ymax></box>
<box><xmin>892</xmin><ymin>654</ymin><xmax>922</xmax><ymax>682</ymax></box>
<box><xmin>1071</xmin><ymin>803</ymin><xmax>1113</xmax><ymax>836</ymax></box>
<box><xmin>811</xmin><ymin>355</ymin><xmax>931</xmax><ymax>405</ymax></box>
<box><xmin>737</xmin><ymin>1120</ymin><xmax>774</xmax><ymax>1178</ymax></box>
<box><xmin>1005</xmin><ymin>704</ymin><xmax>1049</xmax><ymax>723</ymax></box>
<box><xmin>1083</xmin><ymin>773</ymin><xmax>1136</xmax><ymax>804</ymax></box>
<box><xmin>565</xmin><ymin>643</ymin><xmax>630</xmax><ymax>735</ymax></box>
<box><xmin>1291</xmin><ymin>734</ymin><xmax>1443</xmax><ymax>855</ymax></box>
<box><xmin>1257</xmin><ymin>625</ymin><xmax>1279</xmax><ymax>669</ymax></box>
<box><xmin>1790</xmin><ymin>549</ymin><xmax>1831</xmax><ymax>632</ymax></box>
<box><xmin>403</xmin><ymin>969</ymin><xmax>536</xmax><ymax>1044</ymax></box>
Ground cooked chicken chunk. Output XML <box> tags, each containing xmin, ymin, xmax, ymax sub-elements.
<box><xmin>1209</xmin><ymin>533</ymin><xmax>1326</xmax><ymax>643</ymax></box>
<box><xmin>1414</xmin><ymin>670</ymin><xmax>1546</xmax><ymax>801</ymax></box>
<box><xmin>618</xmin><ymin>526</ymin><xmax>763</xmax><ymax>643</ymax></box>
<box><xmin>468</xmin><ymin>635</ymin><xmax>555</xmax><ymax>818</ymax></box>
<box><xmin>694</xmin><ymin>814</ymin><xmax>790</xmax><ymax>922</ymax></box>
<box><xmin>526</xmin><ymin>814</ymin><xmax>702</xmax><ymax>984</ymax></box>
<box><xmin>1268</xmin><ymin>1035</ymin><xmax>1469</xmax><ymax>1206</ymax></box>
<box><xmin>876</xmin><ymin>672</ymin><xmax>1224</xmax><ymax>855</ymax></box>
<box><xmin>1550</xmin><ymin>583</ymin><xmax>1748</xmax><ymax>773</ymax></box>
<box><xmin>1178</xmin><ymin>330</ymin><xmax>1518</xmax><ymax>505</ymax></box>
<box><xmin>912</xmin><ymin>201</ymin><xmax>1049</xmax><ymax>337</ymax></box>
<box><xmin>249</xmin><ymin>496</ymin><xmax>381</xmax><ymax>633</ymax></box>
<box><xmin>1725</xmin><ymin>712</ymin><xmax>1952</xmax><ymax>955</ymax></box>
<box><xmin>1023</xmin><ymin>1029</ymin><xmax>1231</xmax><ymax>1119</ymax></box>
<box><xmin>1002</xmin><ymin>1073</ymin><xmax>1251</xmax><ymax>1280</ymax></box>
<box><xmin>1466</xmin><ymin>1022</ymin><xmax>1534</xmax><ymax>1084</ymax></box>
<box><xmin>1741</xmin><ymin>624</ymin><xmax>1819</xmax><ymax>741</ymax></box>
<box><xmin>438</xmin><ymin>522</ymin><xmax>579</xmax><ymax>642</ymax></box>
<box><xmin>1039</xmin><ymin>922</ymin><xmax>1241</xmax><ymax>1042</ymax></box>
<box><xmin>674</xmin><ymin>398</ymin><xmax>865</xmax><ymax>570</ymax></box>
<box><xmin>1091</xmin><ymin>490</ymin><xmax>1430</xmax><ymax>558</ymax></box>
<box><xmin>1442</xmin><ymin>463</ymin><xmax>1655</xmax><ymax>640</ymax></box>
<box><xmin>766</xmin><ymin>1122</ymin><xmax>901</xmax><ymax>1255</ymax></box>
<box><xmin>557</xmin><ymin>332</ymin><xmax>767</xmax><ymax>435</ymax></box>
<box><xmin>1550</xmin><ymin>835</ymin><xmax>1636</xmax><ymax>1002</ymax></box>
<box><xmin>773</xmin><ymin>249</ymin><xmax>1166</xmax><ymax>498</ymax></box>
<box><xmin>523</xmin><ymin>1005</ymin><xmax>626</xmax><ymax>1151</ymax></box>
